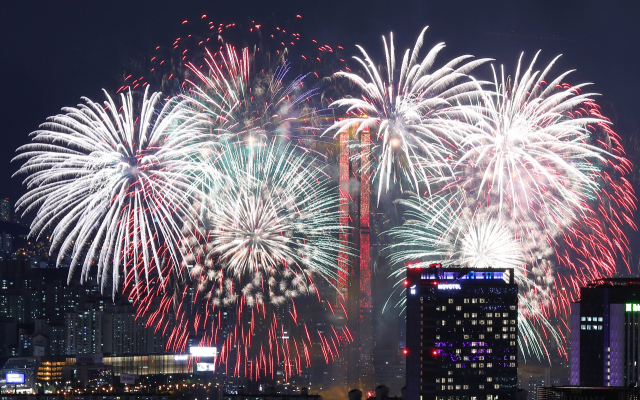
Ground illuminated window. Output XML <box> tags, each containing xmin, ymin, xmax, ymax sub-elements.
<box><xmin>448</xmin><ymin>385</ymin><xmax>453</xmax><ymax>390</ymax></box>
<box><xmin>509</xmin><ymin>362</ymin><xmax>516</xmax><ymax>367</ymax></box>
<box><xmin>494</xmin><ymin>384</ymin><xmax>500</xmax><ymax>389</ymax></box>
<box><xmin>472</xmin><ymin>298</ymin><xmax>478</xmax><ymax>304</ymax></box>
<box><xmin>487</xmin><ymin>320</ymin><xmax>493</xmax><ymax>325</ymax></box>
<box><xmin>510</xmin><ymin>341</ymin><xmax>516</xmax><ymax>346</ymax></box>
<box><xmin>448</xmin><ymin>378</ymin><xmax>454</xmax><ymax>383</ymax></box>
<box><xmin>510</xmin><ymin>305</ymin><xmax>516</xmax><ymax>310</ymax></box>
<box><xmin>487</xmin><ymin>327</ymin><xmax>493</xmax><ymax>332</ymax></box>
<box><xmin>463</xmin><ymin>385</ymin><xmax>469</xmax><ymax>390</ymax></box>
<box><xmin>487</xmin><ymin>313</ymin><xmax>493</xmax><ymax>318</ymax></box>
<box><xmin>456</xmin><ymin>349</ymin><xmax>461</xmax><ymax>354</ymax></box>
<box><xmin>503</xmin><ymin>334</ymin><xmax>509</xmax><ymax>339</ymax></box>
<box><xmin>502</xmin><ymin>327</ymin><xmax>508</xmax><ymax>332</ymax></box>
<box><xmin>479</xmin><ymin>334</ymin><xmax>485</xmax><ymax>339</ymax></box>
<box><xmin>472</xmin><ymin>313</ymin><xmax>478</xmax><ymax>318</ymax></box>
<box><xmin>464</xmin><ymin>298</ymin><xmax>470</xmax><ymax>304</ymax></box>
<box><xmin>472</xmin><ymin>320</ymin><xmax>477</xmax><ymax>325</ymax></box>
<box><xmin>479</xmin><ymin>363</ymin><xmax>484</xmax><ymax>368</ymax></box>
<box><xmin>503</xmin><ymin>313</ymin><xmax>508</xmax><ymax>317</ymax></box>
<box><xmin>464</xmin><ymin>335</ymin><xmax>470</xmax><ymax>339</ymax></box>
<box><xmin>479</xmin><ymin>385</ymin><xmax>484</xmax><ymax>389</ymax></box>
<box><xmin>599</xmin><ymin>317</ymin><xmax>603</xmax><ymax>322</ymax></box>
<box><xmin>581</xmin><ymin>324</ymin><xmax>586</xmax><ymax>330</ymax></box>
<box><xmin>480</xmin><ymin>298</ymin><xmax>485</xmax><ymax>303</ymax></box>
<box><xmin>587</xmin><ymin>316</ymin><xmax>592</xmax><ymax>322</ymax></box>
<box><xmin>487</xmin><ymin>377</ymin><xmax>493</xmax><ymax>382</ymax></box>
<box><xmin>581</xmin><ymin>316</ymin><xmax>586</xmax><ymax>321</ymax></box>
<box><xmin>510</xmin><ymin>355</ymin><xmax>516</xmax><ymax>360</ymax></box>
<box><xmin>495</xmin><ymin>334</ymin><xmax>500</xmax><ymax>339</ymax></box>
<box><xmin>456</xmin><ymin>306</ymin><xmax>462</xmax><ymax>311</ymax></box>
<box><xmin>455</xmin><ymin>385</ymin><xmax>461</xmax><ymax>390</ymax></box>
<box><xmin>510</xmin><ymin>320</ymin><xmax>516</xmax><ymax>325</ymax></box>
<box><xmin>479</xmin><ymin>320</ymin><xmax>485</xmax><ymax>325</ymax></box>
<box><xmin>510</xmin><ymin>327</ymin><xmax>516</xmax><ymax>332</ymax></box>
<box><xmin>457</xmin><ymin>320</ymin><xmax>462</xmax><ymax>325</ymax></box>
<box><xmin>464</xmin><ymin>313</ymin><xmax>470</xmax><ymax>318</ymax></box>
<box><xmin>456</xmin><ymin>364</ymin><xmax>461</xmax><ymax>368</ymax></box>
<box><xmin>487</xmin><ymin>349</ymin><xmax>492</xmax><ymax>354</ymax></box>
<box><xmin>448</xmin><ymin>299</ymin><xmax>454</xmax><ymax>304</ymax></box>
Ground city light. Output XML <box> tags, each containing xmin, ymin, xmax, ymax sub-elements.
<box><xmin>189</xmin><ymin>347</ymin><xmax>217</xmax><ymax>357</ymax></box>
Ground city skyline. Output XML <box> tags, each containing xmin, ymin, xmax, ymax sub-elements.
<box><xmin>1</xmin><ymin>2</ymin><xmax>640</xmax><ymax>399</ymax></box>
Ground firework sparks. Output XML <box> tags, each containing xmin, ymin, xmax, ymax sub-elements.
<box><xmin>196</xmin><ymin>140</ymin><xmax>344</xmax><ymax>306</ymax></box>
<box><xmin>327</xmin><ymin>27</ymin><xmax>490</xmax><ymax>200</ymax></box>
<box><xmin>14</xmin><ymin>87</ymin><xmax>215</xmax><ymax>296</ymax></box>
<box><xmin>183</xmin><ymin>44</ymin><xmax>319</xmax><ymax>145</ymax></box>
<box><xmin>387</xmin><ymin>193</ymin><xmax>563</xmax><ymax>358</ymax></box>
<box><xmin>138</xmin><ymin>140</ymin><xmax>350</xmax><ymax>378</ymax></box>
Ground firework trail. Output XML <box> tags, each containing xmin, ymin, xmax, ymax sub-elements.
<box><xmin>386</xmin><ymin>53</ymin><xmax>636</xmax><ymax>359</ymax></box>
<box><xmin>458</xmin><ymin>51</ymin><xmax>610</xmax><ymax>225</ymax></box>
<box><xmin>183</xmin><ymin>44</ymin><xmax>319</xmax><ymax>145</ymax></box>
<box><xmin>196</xmin><ymin>140</ymin><xmax>344</xmax><ymax>306</ymax></box>
<box><xmin>13</xmin><ymin>87</ymin><xmax>215</xmax><ymax>297</ymax></box>
<box><xmin>457</xmin><ymin>52</ymin><xmax>636</xmax><ymax>304</ymax></box>
<box><xmin>326</xmin><ymin>27</ymin><xmax>490</xmax><ymax>201</ymax></box>
<box><xmin>387</xmin><ymin>193</ymin><xmax>562</xmax><ymax>358</ymax></box>
<box><xmin>138</xmin><ymin>140</ymin><xmax>350</xmax><ymax>379</ymax></box>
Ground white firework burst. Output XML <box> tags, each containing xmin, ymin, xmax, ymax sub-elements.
<box><xmin>458</xmin><ymin>51</ymin><xmax>610</xmax><ymax>222</ymax></box>
<box><xmin>14</xmin><ymin>87</ymin><xmax>214</xmax><ymax>296</ymax></box>
<box><xmin>386</xmin><ymin>193</ymin><xmax>562</xmax><ymax>358</ymax></box>
<box><xmin>186</xmin><ymin>140</ymin><xmax>343</xmax><ymax>307</ymax></box>
<box><xmin>327</xmin><ymin>27</ymin><xmax>490</xmax><ymax>200</ymax></box>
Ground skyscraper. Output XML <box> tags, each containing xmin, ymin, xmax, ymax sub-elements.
<box><xmin>0</xmin><ymin>199</ymin><xmax>10</xmax><ymax>222</ymax></box>
<box><xmin>334</xmin><ymin>126</ymin><xmax>374</xmax><ymax>392</ymax></box>
<box><xmin>570</xmin><ymin>278</ymin><xmax>640</xmax><ymax>386</ymax></box>
<box><xmin>406</xmin><ymin>265</ymin><xmax>518</xmax><ymax>400</ymax></box>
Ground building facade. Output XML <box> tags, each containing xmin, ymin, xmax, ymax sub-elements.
<box><xmin>570</xmin><ymin>278</ymin><xmax>640</xmax><ymax>386</ymax></box>
<box><xmin>406</xmin><ymin>266</ymin><xmax>518</xmax><ymax>400</ymax></box>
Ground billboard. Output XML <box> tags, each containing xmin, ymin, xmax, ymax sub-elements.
<box><xmin>6</xmin><ymin>373</ymin><xmax>25</xmax><ymax>384</ymax></box>
<box><xmin>120</xmin><ymin>374</ymin><xmax>139</xmax><ymax>384</ymax></box>
<box><xmin>189</xmin><ymin>346</ymin><xmax>217</xmax><ymax>357</ymax></box>
<box><xmin>196</xmin><ymin>363</ymin><xmax>215</xmax><ymax>372</ymax></box>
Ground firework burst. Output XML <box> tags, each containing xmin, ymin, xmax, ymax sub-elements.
<box><xmin>138</xmin><ymin>140</ymin><xmax>350</xmax><ymax>378</ymax></box>
<box><xmin>456</xmin><ymin>53</ymin><xmax>636</xmax><ymax>305</ymax></box>
<box><xmin>327</xmin><ymin>27</ymin><xmax>490</xmax><ymax>200</ymax></box>
<box><xmin>195</xmin><ymin>140</ymin><xmax>344</xmax><ymax>306</ymax></box>
<box><xmin>183</xmin><ymin>44</ymin><xmax>319</xmax><ymax>145</ymax></box>
<box><xmin>14</xmin><ymin>87</ymin><xmax>214</xmax><ymax>296</ymax></box>
<box><xmin>387</xmin><ymin>193</ymin><xmax>563</xmax><ymax>358</ymax></box>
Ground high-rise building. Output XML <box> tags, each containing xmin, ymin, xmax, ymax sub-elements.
<box><xmin>405</xmin><ymin>266</ymin><xmax>518</xmax><ymax>400</ymax></box>
<box><xmin>570</xmin><ymin>278</ymin><xmax>640</xmax><ymax>386</ymax></box>
<box><xmin>65</xmin><ymin>309</ymin><xmax>104</xmax><ymax>355</ymax></box>
<box><xmin>0</xmin><ymin>199</ymin><xmax>10</xmax><ymax>222</ymax></box>
<box><xmin>334</xmin><ymin>126</ymin><xmax>374</xmax><ymax>392</ymax></box>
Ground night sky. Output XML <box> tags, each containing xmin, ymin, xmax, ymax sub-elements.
<box><xmin>2</xmin><ymin>0</ymin><xmax>639</xmax><ymax>207</ymax></box>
